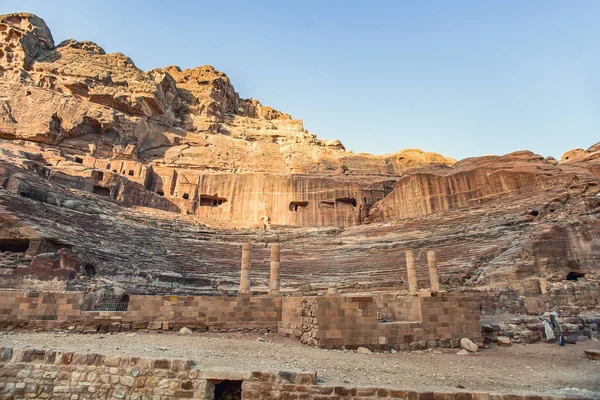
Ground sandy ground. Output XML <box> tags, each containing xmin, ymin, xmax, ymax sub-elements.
<box><xmin>1</xmin><ymin>331</ymin><xmax>599</xmax><ymax>398</ymax></box>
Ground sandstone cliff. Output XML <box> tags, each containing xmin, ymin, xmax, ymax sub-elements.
<box><xmin>0</xmin><ymin>13</ymin><xmax>598</xmax><ymax>298</ymax></box>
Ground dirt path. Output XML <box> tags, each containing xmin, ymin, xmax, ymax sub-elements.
<box><xmin>1</xmin><ymin>331</ymin><xmax>599</xmax><ymax>398</ymax></box>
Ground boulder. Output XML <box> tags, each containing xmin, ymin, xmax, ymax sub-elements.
<box><xmin>584</xmin><ymin>349</ymin><xmax>600</xmax><ymax>360</ymax></box>
<box><xmin>179</xmin><ymin>327</ymin><xmax>192</xmax><ymax>335</ymax></box>
<box><xmin>456</xmin><ymin>349</ymin><xmax>470</xmax><ymax>355</ymax></box>
<box><xmin>356</xmin><ymin>347</ymin><xmax>372</xmax><ymax>354</ymax></box>
<box><xmin>497</xmin><ymin>336</ymin><xmax>512</xmax><ymax>347</ymax></box>
<box><xmin>460</xmin><ymin>338</ymin><xmax>478</xmax><ymax>353</ymax></box>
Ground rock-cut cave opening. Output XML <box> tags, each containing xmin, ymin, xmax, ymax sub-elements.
<box><xmin>93</xmin><ymin>185</ymin><xmax>111</xmax><ymax>196</ymax></box>
<box><xmin>0</xmin><ymin>238</ymin><xmax>30</xmax><ymax>253</ymax></box>
<box><xmin>289</xmin><ymin>201</ymin><xmax>308</xmax><ymax>211</ymax></box>
<box><xmin>83</xmin><ymin>264</ymin><xmax>96</xmax><ymax>277</ymax></box>
<box><xmin>566</xmin><ymin>271</ymin><xmax>585</xmax><ymax>281</ymax></box>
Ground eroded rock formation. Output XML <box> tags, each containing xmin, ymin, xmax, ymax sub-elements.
<box><xmin>0</xmin><ymin>13</ymin><xmax>598</xmax><ymax>299</ymax></box>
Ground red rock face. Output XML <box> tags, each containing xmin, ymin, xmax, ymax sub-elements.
<box><xmin>0</xmin><ymin>12</ymin><xmax>598</xmax><ymax>295</ymax></box>
<box><xmin>368</xmin><ymin>151</ymin><xmax>598</xmax><ymax>222</ymax></box>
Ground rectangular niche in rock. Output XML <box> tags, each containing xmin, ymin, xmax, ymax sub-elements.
<box><xmin>200</xmin><ymin>195</ymin><xmax>227</xmax><ymax>207</ymax></box>
<box><xmin>289</xmin><ymin>201</ymin><xmax>308</xmax><ymax>211</ymax></box>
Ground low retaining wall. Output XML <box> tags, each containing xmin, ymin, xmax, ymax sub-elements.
<box><xmin>0</xmin><ymin>346</ymin><xmax>592</xmax><ymax>400</ymax></box>
<box><xmin>0</xmin><ymin>291</ymin><xmax>282</xmax><ymax>332</ymax></box>
<box><xmin>279</xmin><ymin>294</ymin><xmax>482</xmax><ymax>350</ymax></box>
<box><xmin>0</xmin><ymin>291</ymin><xmax>482</xmax><ymax>350</ymax></box>
<box><xmin>473</xmin><ymin>283</ymin><xmax>600</xmax><ymax>316</ymax></box>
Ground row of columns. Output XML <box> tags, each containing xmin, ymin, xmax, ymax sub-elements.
<box><xmin>238</xmin><ymin>243</ymin><xmax>281</xmax><ymax>297</ymax></box>
<box><xmin>405</xmin><ymin>250</ymin><xmax>440</xmax><ymax>295</ymax></box>
<box><xmin>238</xmin><ymin>243</ymin><xmax>440</xmax><ymax>297</ymax></box>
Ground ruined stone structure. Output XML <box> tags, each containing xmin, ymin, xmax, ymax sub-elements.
<box><xmin>0</xmin><ymin>12</ymin><xmax>599</xmax><ymax>327</ymax></box>
<box><xmin>1</xmin><ymin>346</ymin><xmax>586</xmax><ymax>400</ymax></box>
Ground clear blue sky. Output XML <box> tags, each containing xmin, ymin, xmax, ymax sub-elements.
<box><xmin>2</xmin><ymin>1</ymin><xmax>599</xmax><ymax>160</ymax></box>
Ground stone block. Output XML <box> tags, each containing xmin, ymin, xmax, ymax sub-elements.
<box><xmin>148</xmin><ymin>321</ymin><xmax>163</xmax><ymax>330</ymax></box>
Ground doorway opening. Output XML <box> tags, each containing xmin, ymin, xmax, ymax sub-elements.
<box><xmin>212</xmin><ymin>380</ymin><xmax>242</xmax><ymax>400</ymax></box>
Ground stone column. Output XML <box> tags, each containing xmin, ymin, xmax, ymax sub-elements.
<box><xmin>427</xmin><ymin>250</ymin><xmax>440</xmax><ymax>293</ymax></box>
<box><xmin>405</xmin><ymin>250</ymin><xmax>417</xmax><ymax>295</ymax></box>
<box><xmin>238</xmin><ymin>243</ymin><xmax>252</xmax><ymax>296</ymax></box>
<box><xmin>269</xmin><ymin>243</ymin><xmax>281</xmax><ymax>296</ymax></box>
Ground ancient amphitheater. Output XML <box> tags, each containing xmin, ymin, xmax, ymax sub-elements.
<box><xmin>0</xmin><ymin>12</ymin><xmax>599</xmax><ymax>400</ymax></box>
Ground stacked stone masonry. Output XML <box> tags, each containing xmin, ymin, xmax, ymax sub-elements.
<box><xmin>0</xmin><ymin>347</ymin><xmax>593</xmax><ymax>400</ymax></box>
<box><xmin>278</xmin><ymin>294</ymin><xmax>482</xmax><ymax>351</ymax></box>
<box><xmin>0</xmin><ymin>291</ymin><xmax>281</xmax><ymax>333</ymax></box>
<box><xmin>471</xmin><ymin>283</ymin><xmax>600</xmax><ymax>316</ymax></box>
<box><xmin>0</xmin><ymin>291</ymin><xmax>481</xmax><ymax>350</ymax></box>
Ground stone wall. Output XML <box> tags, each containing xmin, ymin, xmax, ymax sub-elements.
<box><xmin>279</xmin><ymin>294</ymin><xmax>482</xmax><ymax>351</ymax></box>
<box><xmin>0</xmin><ymin>346</ymin><xmax>591</xmax><ymax>400</ymax></box>
<box><xmin>0</xmin><ymin>346</ymin><xmax>316</xmax><ymax>399</ymax></box>
<box><xmin>0</xmin><ymin>291</ymin><xmax>282</xmax><ymax>332</ymax></box>
<box><xmin>471</xmin><ymin>282</ymin><xmax>600</xmax><ymax>317</ymax></box>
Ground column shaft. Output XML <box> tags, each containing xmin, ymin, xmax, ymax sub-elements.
<box><xmin>269</xmin><ymin>243</ymin><xmax>281</xmax><ymax>296</ymax></box>
<box><xmin>238</xmin><ymin>243</ymin><xmax>252</xmax><ymax>296</ymax></box>
<box><xmin>427</xmin><ymin>250</ymin><xmax>440</xmax><ymax>293</ymax></box>
<box><xmin>405</xmin><ymin>250</ymin><xmax>417</xmax><ymax>295</ymax></box>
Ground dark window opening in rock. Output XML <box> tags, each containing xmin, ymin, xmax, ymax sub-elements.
<box><xmin>549</xmin><ymin>208</ymin><xmax>555</xmax><ymax>212</ymax></box>
<box><xmin>320</xmin><ymin>200</ymin><xmax>335</xmax><ymax>208</ymax></box>
<box><xmin>213</xmin><ymin>380</ymin><xmax>242</xmax><ymax>400</ymax></box>
<box><xmin>157</xmin><ymin>189</ymin><xmax>164</xmax><ymax>196</ymax></box>
<box><xmin>200</xmin><ymin>195</ymin><xmax>227</xmax><ymax>207</ymax></box>
<box><xmin>289</xmin><ymin>201</ymin><xmax>308</xmax><ymax>211</ymax></box>
<box><xmin>92</xmin><ymin>171</ymin><xmax>104</xmax><ymax>181</ymax></box>
<box><xmin>121</xmin><ymin>171</ymin><xmax>126</xmax><ymax>175</ymax></box>
<box><xmin>0</xmin><ymin>238</ymin><xmax>30</xmax><ymax>253</ymax></box>
<box><xmin>112</xmin><ymin>169</ymin><xmax>118</xmax><ymax>173</ymax></box>
<box><xmin>336</xmin><ymin>197</ymin><xmax>357</xmax><ymax>207</ymax></box>
<box><xmin>84</xmin><ymin>264</ymin><xmax>96</xmax><ymax>277</ymax></box>
<box><xmin>93</xmin><ymin>185</ymin><xmax>111</xmax><ymax>196</ymax></box>
<box><xmin>182</xmin><ymin>193</ymin><xmax>190</xmax><ymax>200</ymax></box>
<box><xmin>106</xmin><ymin>163</ymin><xmax>110</xmax><ymax>169</ymax></box>
<box><xmin>566</xmin><ymin>271</ymin><xmax>585</xmax><ymax>281</ymax></box>
<box><xmin>529</xmin><ymin>210</ymin><xmax>539</xmax><ymax>216</ymax></box>
<box><xmin>128</xmin><ymin>170</ymin><xmax>134</xmax><ymax>176</ymax></box>
<box><xmin>363</xmin><ymin>197</ymin><xmax>367</xmax><ymax>203</ymax></box>
<box><xmin>74</xmin><ymin>157</ymin><xmax>83</xmax><ymax>164</ymax></box>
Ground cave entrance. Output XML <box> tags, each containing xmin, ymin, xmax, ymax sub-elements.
<box><xmin>200</xmin><ymin>195</ymin><xmax>227</xmax><ymax>207</ymax></box>
<box><xmin>0</xmin><ymin>238</ymin><xmax>30</xmax><ymax>253</ymax></box>
<box><xmin>289</xmin><ymin>201</ymin><xmax>308</xmax><ymax>211</ymax></box>
<box><xmin>84</xmin><ymin>264</ymin><xmax>96</xmax><ymax>277</ymax></box>
<box><xmin>336</xmin><ymin>197</ymin><xmax>357</xmax><ymax>207</ymax></box>
<box><xmin>212</xmin><ymin>380</ymin><xmax>242</xmax><ymax>400</ymax></box>
<box><xmin>93</xmin><ymin>185</ymin><xmax>111</xmax><ymax>196</ymax></box>
<box><xmin>566</xmin><ymin>271</ymin><xmax>585</xmax><ymax>281</ymax></box>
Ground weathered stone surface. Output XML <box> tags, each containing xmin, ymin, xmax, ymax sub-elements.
<box><xmin>496</xmin><ymin>337</ymin><xmax>512</xmax><ymax>347</ymax></box>
<box><xmin>0</xmin><ymin>12</ymin><xmax>598</xmax><ymax>300</ymax></box>
<box><xmin>460</xmin><ymin>338</ymin><xmax>478</xmax><ymax>353</ymax></box>
<box><xmin>584</xmin><ymin>349</ymin><xmax>600</xmax><ymax>360</ymax></box>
